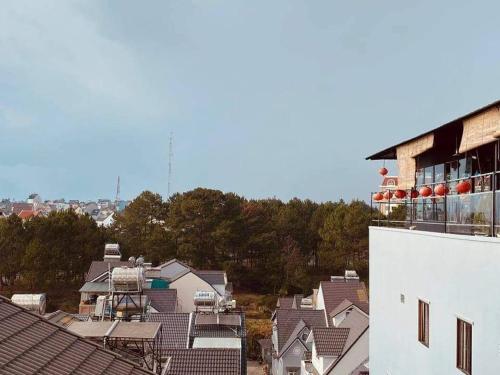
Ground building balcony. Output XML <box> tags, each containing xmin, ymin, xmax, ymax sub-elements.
<box><xmin>371</xmin><ymin>171</ymin><xmax>500</xmax><ymax>237</ymax></box>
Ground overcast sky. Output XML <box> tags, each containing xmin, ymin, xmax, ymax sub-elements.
<box><xmin>1</xmin><ymin>1</ymin><xmax>499</xmax><ymax>202</ymax></box>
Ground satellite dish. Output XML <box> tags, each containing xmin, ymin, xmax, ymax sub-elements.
<box><xmin>136</xmin><ymin>256</ymin><xmax>145</xmax><ymax>266</ymax></box>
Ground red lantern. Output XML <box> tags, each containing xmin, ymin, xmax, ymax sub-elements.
<box><xmin>379</xmin><ymin>167</ymin><xmax>388</xmax><ymax>176</ymax></box>
<box><xmin>419</xmin><ymin>186</ymin><xmax>432</xmax><ymax>197</ymax></box>
<box><xmin>383</xmin><ymin>190</ymin><xmax>393</xmax><ymax>200</ymax></box>
<box><xmin>373</xmin><ymin>192</ymin><xmax>383</xmax><ymax>201</ymax></box>
<box><xmin>434</xmin><ymin>183</ymin><xmax>449</xmax><ymax>196</ymax></box>
<box><xmin>410</xmin><ymin>190</ymin><xmax>419</xmax><ymax>199</ymax></box>
<box><xmin>394</xmin><ymin>190</ymin><xmax>406</xmax><ymax>199</ymax></box>
<box><xmin>456</xmin><ymin>180</ymin><xmax>471</xmax><ymax>194</ymax></box>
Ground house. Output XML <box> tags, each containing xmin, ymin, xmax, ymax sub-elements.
<box><xmin>12</xmin><ymin>202</ymin><xmax>33</xmax><ymax>215</ymax></box>
<box><xmin>95</xmin><ymin>211</ymin><xmax>114</xmax><ymax>227</ymax></box>
<box><xmin>271</xmin><ymin>271</ymin><xmax>369</xmax><ymax>375</ymax></box>
<box><xmin>17</xmin><ymin>209</ymin><xmax>39</xmax><ymax>221</ymax></box>
<box><xmin>366</xmin><ymin>100</ymin><xmax>500</xmax><ymax>374</ymax></box>
<box><xmin>316</xmin><ymin>271</ymin><xmax>369</xmax><ymax>327</ymax></box>
<box><xmin>378</xmin><ymin>176</ymin><xmax>399</xmax><ymax>215</ymax></box>
<box><xmin>271</xmin><ymin>309</ymin><xmax>327</xmax><ymax>375</ymax></box>
<box><xmin>304</xmin><ymin>308</ymin><xmax>369</xmax><ymax>374</ymax></box>
<box><xmin>147</xmin><ymin>259</ymin><xmax>232</xmax><ymax>313</ymax></box>
<box><xmin>0</xmin><ymin>295</ymin><xmax>153</xmax><ymax>374</ymax></box>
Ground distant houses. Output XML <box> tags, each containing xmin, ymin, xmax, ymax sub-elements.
<box><xmin>0</xmin><ymin>193</ymin><xmax>129</xmax><ymax>227</ymax></box>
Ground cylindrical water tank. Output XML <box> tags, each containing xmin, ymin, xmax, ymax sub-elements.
<box><xmin>111</xmin><ymin>267</ymin><xmax>144</xmax><ymax>292</ymax></box>
<box><xmin>11</xmin><ymin>294</ymin><xmax>47</xmax><ymax>315</ymax></box>
<box><xmin>194</xmin><ymin>291</ymin><xmax>216</xmax><ymax>306</ymax></box>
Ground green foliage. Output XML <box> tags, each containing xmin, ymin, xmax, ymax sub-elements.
<box><xmin>0</xmin><ymin>189</ymin><xmax>373</xmax><ymax>299</ymax></box>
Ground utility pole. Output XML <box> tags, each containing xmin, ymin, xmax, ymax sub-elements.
<box><xmin>168</xmin><ymin>132</ymin><xmax>173</xmax><ymax>197</ymax></box>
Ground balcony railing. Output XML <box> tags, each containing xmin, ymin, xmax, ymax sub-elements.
<box><xmin>371</xmin><ymin>171</ymin><xmax>500</xmax><ymax>237</ymax></box>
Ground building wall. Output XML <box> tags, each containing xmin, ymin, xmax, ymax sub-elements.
<box><xmin>170</xmin><ymin>272</ymin><xmax>218</xmax><ymax>312</ymax></box>
<box><xmin>370</xmin><ymin>227</ymin><xmax>500</xmax><ymax>374</ymax></box>
<box><xmin>328</xmin><ymin>329</ymin><xmax>368</xmax><ymax>375</ymax></box>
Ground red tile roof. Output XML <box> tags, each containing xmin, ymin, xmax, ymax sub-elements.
<box><xmin>18</xmin><ymin>209</ymin><xmax>38</xmax><ymax>220</ymax></box>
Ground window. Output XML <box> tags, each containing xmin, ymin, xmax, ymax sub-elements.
<box><xmin>418</xmin><ymin>300</ymin><xmax>429</xmax><ymax>347</ymax></box>
<box><xmin>457</xmin><ymin>319</ymin><xmax>472</xmax><ymax>374</ymax></box>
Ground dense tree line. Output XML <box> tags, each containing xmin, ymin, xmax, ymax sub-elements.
<box><xmin>112</xmin><ymin>189</ymin><xmax>372</xmax><ymax>294</ymax></box>
<box><xmin>0</xmin><ymin>188</ymin><xmax>373</xmax><ymax>295</ymax></box>
<box><xmin>0</xmin><ymin>211</ymin><xmax>107</xmax><ymax>290</ymax></box>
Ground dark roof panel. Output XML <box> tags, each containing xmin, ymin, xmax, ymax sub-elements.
<box><xmin>0</xmin><ymin>296</ymin><xmax>152</xmax><ymax>374</ymax></box>
<box><xmin>143</xmin><ymin>289</ymin><xmax>177</xmax><ymax>313</ymax></box>
<box><xmin>163</xmin><ymin>348</ymin><xmax>240</xmax><ymax>375</ymax></box>
<box><xmin>148</xmin><ymin>313</ymin><xmax>190</xmax><ymax>350</ymax></box>
<box><xmin>85</xmin><ymin>260</ymin><xmax>131</xmax><ymax>282</ymax></box>
<box><xmin>312</xmin><ymin>327</ymin><xmax>350</xmax><ymax>356</ymax></box>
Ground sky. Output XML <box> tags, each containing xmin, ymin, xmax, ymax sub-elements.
<box><xmin>1</xmin><ymin>1</ymin><xmax>499</xmax><ymax>202</ymax></box>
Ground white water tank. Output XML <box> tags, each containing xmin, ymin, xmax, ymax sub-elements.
<box><xmin>104</xmin><ymin>243</ymin><xmax>121</xmax><ymax>260</ymax></box>
<box><xmin>111</xmin><ymin>267</ymin><xmax>144</xmax><ymax>292</ymax></box>
<box><xmin>194</xmin><ymin>291</ymin><xmax>216</xmax><ymax>308</ymax></box>
<box><xmin>11</xmin><ymin>294</ymin><xmax>46</xmax><ymax>315</ymax></box>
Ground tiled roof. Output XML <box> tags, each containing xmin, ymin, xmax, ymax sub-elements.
<box><xmin>319</xmin><ymin>280</ymin><xmax>369</xmax><ymax>317</ymax></box>
<box><xmin>0</xmin><ymin>295</ymin><xmax>152</xmax><ymax>374</ymax></box>
<box><xmin>312</xmin><ymin>327</ymin><xmax>350</xmax><ymax>356</ymax></box>
<box><xmin>12</xmin><ymin>203</ymin><xmax>33</xmax><ymax>215</ymax></box>
<box><xmin>18</xmin><ymin>210</ymin><xmax>38</xmax><ymax>220</ymax></box>
<box><xmin>195</xmin><ymin>270</ymin><xmax>226</xmax><ymax>286</ymax></box>
<box><xmin>143</xmin><ymin>289</ymin><xmax>177</xmax><ymax>313</ymax></box>
<box><xmin>148</xmin><ymin>313</ymin><xmax>190</xmax><ymax>349</ymax></box>
<box><xmin>163</xmin><ymin>348</ymin><xmax>240</xmax><ymax>375</ymax></box>
<box><xmin>277</xmin><ymin>297</ymin><xmax>294</xmax><ymax>309</ymax></box>
<box><xmin>85</xmin><ymin>260</ymin><xmax>131</xmax><ymax>282</ymax></box>
<box><xmin>274</xmin><ymin>309</ymin><xmax>327</xmax><ymax>353</ymax></box>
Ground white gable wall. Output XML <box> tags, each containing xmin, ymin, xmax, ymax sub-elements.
<box><xmin>328</xmin><ymin>328</ymin><xmax>368</xmax><ymax>375</ymax></box>
<box><xmin>170</xmin><ymin>272</ymin><xmax>219</xmax><ymax>312</ymax></box>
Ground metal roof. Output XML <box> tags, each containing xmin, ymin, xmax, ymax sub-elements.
<box><xmin>0</xmin><ymin>295</ymin><xmax>152</xmax><ymax>374</ymax></box>
<box><xmin>365</xmin><ymin>99</ymin><xmax>500</xmax><ymax>160</ymax></box>
<box><xmin>79</xmin><ymin>282</ymin><xmax>110</xmax><ymax>293</ymax></box>
<box><xmin>68</xmin><ymin>321</ymin><xmax>161</xmax><ymax>340</ymax></box>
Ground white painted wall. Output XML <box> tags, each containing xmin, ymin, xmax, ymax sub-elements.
<box><xmin>170</xmin><ymin>272</ymin><xmax>218</xmax><ymax>312</ymax></box>
<box><xmin>370</xmin><ymin>227</ymin><xmax>500</xmax><ymax>375</ymax></box>
<box><xmin>328</xmin><ymin>329</ymin><xmax>368</xmax><ymax>375</ymax></box>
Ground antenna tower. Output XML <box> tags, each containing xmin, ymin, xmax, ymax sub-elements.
<box><xmin>115</xmin><ymin>176</ymin><xmax>120</xmax><ymax>203</ymax></box>
<box><xmin>168</xmin><ymin>132</ymin><xmax>173</xmax><ymax>197</ymax></box>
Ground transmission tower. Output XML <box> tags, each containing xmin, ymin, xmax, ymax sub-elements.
<box><xmin>168</xmin><ymin>132</ymin><xmax>173</xmax><ymax>197</ymax></box>
<box><xmin>115</xmin><ymin>176</ymin><xmax>120</xmax><ymax>203</ymax></box>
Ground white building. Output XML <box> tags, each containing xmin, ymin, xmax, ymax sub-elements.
<box><xmin>367</xmin><ymin>100</ymin><xmax>500</xmax><ymax>374</ymax></box>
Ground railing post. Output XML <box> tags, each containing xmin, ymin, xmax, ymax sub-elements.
<box><xmin>493</xmin><ymin>142</ymin><xmax>498</xmax><ymax>237</ymax></box>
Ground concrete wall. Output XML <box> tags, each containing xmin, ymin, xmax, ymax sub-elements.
<box><xmin>370</xmin><ymin>227</ymin><xmax>500</xmax><ymax>374</ymax></box>
<box><xmin>170</xmin><ymin>272</ymin><xmax>218</xmax><ymax>312</ymax></box>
